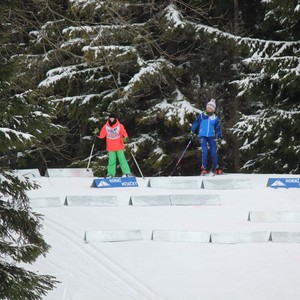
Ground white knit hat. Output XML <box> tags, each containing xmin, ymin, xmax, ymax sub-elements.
<box><xmin>206</xmin><ymin>98</ymin><xmax>216</xmax><ymax>111</ymax></box>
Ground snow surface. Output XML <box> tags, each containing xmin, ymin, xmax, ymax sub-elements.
<box><xmin>24</xmin><ymin>173</ymin><xmax>300</xmax><ymax>300</ymax></box>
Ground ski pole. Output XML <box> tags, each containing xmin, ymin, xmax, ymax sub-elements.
<box><xmin>130</xmin><ymin>150</ymin><xmax>145</xmax><ymax>179</ymax></box>
<box><xmin>169</xmin><ymin>139</ymin><xmax>193</xmax><ymax>176</ymax></box>
<box><xmin>86</xmin><ymin>136</ymin><xmax>96</xmax><ymax>170</ymax></box>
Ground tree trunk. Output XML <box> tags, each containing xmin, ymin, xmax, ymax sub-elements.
<box><xmin>232</xmin><ymin>0</ymin><xmax>240</xmax><ymax>172</ymax></box>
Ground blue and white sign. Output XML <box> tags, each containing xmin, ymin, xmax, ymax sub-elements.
<box><xmin>267</xmin><ymin>178</ymin><xmax>300</xmax><ymax>189</ymax></box>
<box><xmin>92</xmin><ymin>177</ymin><xmax>138</xmax><ymax>188</ymax></box>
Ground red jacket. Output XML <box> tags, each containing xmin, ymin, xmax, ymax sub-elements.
<box><xmin>98</xmin><ymin>119</ymin><xmax>128</xmax><ymax>151</ymax></box>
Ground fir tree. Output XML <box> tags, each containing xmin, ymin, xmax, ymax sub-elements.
<box><xmin>1</xmin><ymin>2</ymin><xmax>58</xmax><ymax>298</ymax></box>
<box><xmin>0</xmin><ymin>172</ymin><xmax>58</xmax><ymax>299</ymax></box>
<box><xmin>24</xmin><ymin>0</ymin><xmax>235</xmax><ymax>175</ymax></box>
<box><xmin>231</xmin><ymin>1</ymin><xmax>300</xmax><ymax>173</ymax></box>
<box><xmin>6</xmin><ymin>0</ymin><xmax>300</xmax><ymax>174</ymax></box>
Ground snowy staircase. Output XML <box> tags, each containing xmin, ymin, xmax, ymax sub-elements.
<box><xmin>28</xmin><ymin>174</ymin><xmax>300</xmax><ymax>244</ymax></box>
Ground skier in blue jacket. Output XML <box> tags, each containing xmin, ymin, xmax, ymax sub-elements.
<box><xmin>191</xmin><ymin>99</ymin><xmax>223</xmax><ymax>175</ymax></box>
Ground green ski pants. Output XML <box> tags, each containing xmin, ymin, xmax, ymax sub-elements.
<box><xmin>107</xmin><ymin>150</ymin><xmax>131</xmax><ymax>176</ymax></box>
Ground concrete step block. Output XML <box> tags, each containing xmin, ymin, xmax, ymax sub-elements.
<box><xmin>30</xmin><ymin>197</ymin><xmax>61</xmax><ymax>208</ymax></box>
<box><xmin>129</xmin><ymin>195</ymin><xmax>171</xmax><ymax>206</ymax></box>
<box><xmin>65</xmin><ymin>195</ymin><xmax>118</xmax><ymax>207</ymax></box>
<box><xmin>152</xmin><ymin>230</ymin><xmax>210</xmax><ymax>243</ymax></box>
<box><xmin>44</xmin><ymin>168</ymin><xmax>94</xmax><ymax>177</ymax></box>
<box><xmin>148</xmin><ymin>177</ymin><xmax>200</xmax><ymax>189</ymax></box>
<box><xmin>170</xmin><ymin>194</ymin><xmax>221</xmax><ymax>206</ymax></box>
<box><xmin>249</xmin><ymin>211</ymin><xmax>300</xmax><ymax>222</ymax></box>
<box><xmin>211</xmin><ymin>231</ymin><xmax>270</xmax><ymax>244</ymax></box>
<box><xmin>201</xmin><ymin>178</ymin><xmax>252</xmax><ymax>190</ymax></box>
<box><xmin>84</xmin><ymin>230</ymin><xmax>143</xmax><ymax>242</ymax></box>
<box><xmin>271</xmin><ymin>231</ymin><xmax>300</xmax><ymax>243</ymax></box>
<box><xmin>15</xmin><ymin>169</ymin><xmax>41</xmax><ymax>178</ymax></box>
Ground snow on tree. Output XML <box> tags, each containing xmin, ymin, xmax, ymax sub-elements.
<box><xmin>24</xmin><ymin>1</ymin><xmax>207</xmax><ymax>175</ymax></box>
<box><xmin>230</xmin><ymin>1</ymin><xmax>300</xmax><ymax>173</ymax></box>
<box><xmin>260</xmin><ymin>0</ymin><xmax>300</xmax><ymax>40</ymax></box>
<box><xmin>0</xmin><ymin>171</ymin><xmax>58</xmax><ymax>299</ymax></box>
<box><xmin>6</xmin><ymin>0</ymin><xmax>300</xmax><ymax>174</ymax></box>
<box><xmin>1</xmin><ymin>2</ymin><xmax>58</xmax><ymax>298</ymax></box>
<box><xmin>183</xmin><ymin>0</ymin><xmax>300</xmax><ymax>173</ymax></box>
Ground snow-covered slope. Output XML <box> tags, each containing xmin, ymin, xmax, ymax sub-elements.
<box><xmin>25</xmin><ymin>174</ymin><xmax>300</xmax><ymax>300</ymax></box>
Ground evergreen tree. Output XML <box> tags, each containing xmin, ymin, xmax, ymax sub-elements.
<box><xmin>1</xmin><ymin>2</ymin><xmax>58</xmax><ymax>298</ymax></box>
<box><xmin>1</xmin><ymin>0</ymin><xmax>67</xmax><ymax>171</ymax></box>
<box><xmin>0</xmin><ymin>172</ymin><xmax>58</xmax><ymax>299</ymax></box>
<box><xmin>7</xmin><ymin>0</ymin><xmax>300</xmax><ymax>174</ymax></box>
<box><xmin>260</xmin><ymin>0</ymin><xmax>300</xmax><ymax>40</ymax></box>
<box><xmin>231</xmin><ymin>1</ymin><xmax>300</xmax><ymax>173</ymax></box>
<box><xmin>24</xmin><ymin>0</ymin><xmax>239</xmax><ymax>175</ymax></box>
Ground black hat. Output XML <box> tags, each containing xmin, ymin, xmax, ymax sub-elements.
<box><xmin>108</xmin><ymin>113</ymin><xmax>117</xmax><ymax>119</ymax></box>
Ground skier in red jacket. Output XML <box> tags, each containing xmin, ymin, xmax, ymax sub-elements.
<box><xmin>98</xmin><ymin>113</ymin><xmax>132</xmax><ymax>178</ymax></box>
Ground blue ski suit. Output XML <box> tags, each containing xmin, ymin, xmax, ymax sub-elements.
<box><xmin>191</xmin><ymin>112</ymin><xmax>223</xmax><ymax>170</ymax></box>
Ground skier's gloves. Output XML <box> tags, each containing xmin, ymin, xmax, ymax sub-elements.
<box><xmin>189</xmin><ymin>132</ymin><xmax>196</xmax><ymax>139</ymax></box>
<box><xmin>217</xmin><ymin>139</ymin><xmax>226</xmax><ymax>147</ymax></box>
<box><xmin>93</xmin><ymin>128</ymin><xmax>99</xmax><ymax>135</ymax></box>
<box><xmin>123</xmin><ymin>137</ymin><xmax>128</xmax><ymax>143</ymax></box>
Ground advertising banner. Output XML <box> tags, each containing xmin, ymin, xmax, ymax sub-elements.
<box><xmin>92</xmin><ymin>177</ymin><xmax>139</xmax><ymax>188</ymax></box>
<box><xmin>267</xmin><ymin>178</ymin><xmax>300</xmax><ymax>188</ymax></box>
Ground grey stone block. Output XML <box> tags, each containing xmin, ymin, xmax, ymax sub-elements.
<box><xmin>44</xmin><ymin>168</ymin><xmax>94</xmax><ymax>177</ymax></box>
<box><xmin>152</xmin><ymin>230</ymin><xmax>210</xmax><ymax>243</ymax></box>
<box><xmin>211</xmin><ymin>231</ymin><xmax>270</xmax><ymax>244</ymax></box>
<box><xmin>84</xmin><ymin>230</ymin><xmax>143</xmax><ymax>242</ymax></box>
<box><xmin>271</xmin><ymin>232</ymin><xmax>300</xmax><ymax>243</ymax></box>
<box><xmin>148</xmin><ymin>177</ymin><xmax>200</xmax><ymax>189</ymax></box>
<box><xmin>201</xmin><ymin>178</ymin><xmax>252</xmax><ymax>190</ymax></box>
<box><xmin>249</xmin><ymin>211</ymin><xmax>300</xmax><ymax>222</ymax></box>
<box><xmin>129</xmin><ymin>195</ymin><xmax>171</xmax><ymax>206</ymax></box>
<box><xmin>170</xmin><ymin>194</ymin><xmax>221</xmax><ymax>206</ymax></box>
<box><xmin>30</xmin><ymin>197</ymin><xmax>61</xmax><ymax>208</ymax></box>
<box><xmin>65</xmin><ymin>195</ymin><xmax>118</xmax><ymax>207</ymax></box>
<box><xmin>16</xmin><ymin>169</ymin><xmax>41</xmax><ymax>178</ymax></box>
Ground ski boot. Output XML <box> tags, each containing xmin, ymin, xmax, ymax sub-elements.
<box><xmin>201</xmin><ymin>166</ymin><xmax>208</xmax><ymax>176</ymax></box>
<box><xmin>214</xmin><ymin>168</ymin><xmax>223</xmax><ymax>175</ymax></box>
